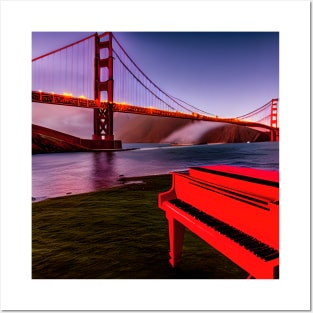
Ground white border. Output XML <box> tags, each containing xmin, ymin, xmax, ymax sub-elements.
<box><xmin>0</xmin><ymin>0</ymin><xmax>311</xmax><ymax>311</ymax></box>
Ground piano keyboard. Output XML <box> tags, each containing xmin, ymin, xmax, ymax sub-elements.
<box><xmin>168</xmin><ymin>198</ymin><xmax>279</xmax><ymax>262</ymax></box>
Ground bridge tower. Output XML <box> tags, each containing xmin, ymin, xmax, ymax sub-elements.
<box><xmin>92</xmin><ymin>32</ymin><xmax>121</xmax><ymax>149</ymax></box>
<box><xmin>270</xmin><ymin>98</ymin><xmax>279</xmax><ymax>141</ymax></box>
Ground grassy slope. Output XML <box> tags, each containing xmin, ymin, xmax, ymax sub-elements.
<box><xmin>32</xmin><ymin>175</ymin><xmax>247</xmax><ymax>279</ymax></box>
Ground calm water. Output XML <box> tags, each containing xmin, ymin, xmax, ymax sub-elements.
<box><xmin>32</xmin><ymin>141</ymin><xmax>279</xmax><ymax>201</ymax></box>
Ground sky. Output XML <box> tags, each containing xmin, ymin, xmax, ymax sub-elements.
<box><xmin>32</xmin><ymin>31</ymin><xmax>279</xmax><ymax>137</ymax></box>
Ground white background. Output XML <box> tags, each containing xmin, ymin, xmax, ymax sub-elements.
<box><xmin>0</xmin><ymin>0</ymin><xmax>311</xmax><ymax>311</ymax></box>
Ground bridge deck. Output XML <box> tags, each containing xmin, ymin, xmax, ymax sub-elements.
<box><xmin>32</xmin><ymin>91</ymin><xmax>276</xmax><ymax>131</ymax></box>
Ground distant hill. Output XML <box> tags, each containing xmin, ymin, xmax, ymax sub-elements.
<box><xmin>199</xmin><ymin>123</ymin><xmax>270</xmax><ymax>144</ymax></box>
<box><xmin>32</xmin><ymin>114</ymin><xmax>270</xmax><ymax>153</ymax></box>
<box><xmin>113</xmin><ymin>113</ymin><xmax>270</xmax><ymax>144</ymax></box>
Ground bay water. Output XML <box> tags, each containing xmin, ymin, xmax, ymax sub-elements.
<box><xmin>32</xmin><ymin>141</ymin><xmax>279</xmax><ymax>201</ymax></box>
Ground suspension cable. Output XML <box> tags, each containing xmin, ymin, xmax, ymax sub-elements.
<box><xmin>32</xmin><ymin>33</ymin><xmax>96</xmax><ymax>62</ymax></box>
<box><xmin>236</xmin><ymin>100</ymin><xmax>272</xmax><ymax>119</ymax></box>
<box><xmin>112</xmin><ymin>33</ymin><xmax>194</xmax><ymax>113</ymax></box>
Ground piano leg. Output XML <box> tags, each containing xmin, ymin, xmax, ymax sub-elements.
<box><xmin>166</xmin><ymin>212</ymin><xmax>185</xmax><ymax>267</ymax></box>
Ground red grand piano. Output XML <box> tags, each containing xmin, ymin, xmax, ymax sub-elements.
<box><xmin>158</xmin><ymin>165</ymin><xmax>279</xmax><ymax>279</ymax></box>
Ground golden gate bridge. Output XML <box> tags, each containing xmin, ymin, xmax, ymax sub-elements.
<box><xmin>32</xmin><ymin>32</ymin><xmax>279</xmax><ymax>150</ymax></box>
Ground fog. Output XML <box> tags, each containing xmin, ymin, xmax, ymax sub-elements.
<box><xmin>32</xmin><ymin>105</ymin><xmax>269</xmax><ymax>144</ymax></box>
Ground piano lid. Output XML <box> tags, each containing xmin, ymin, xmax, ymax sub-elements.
<box><xmin>188</xmin><ymin>165</ymin><xmax>279</xmax><ymax>201</ymax></box>
<box><xmin>190</xmin><ymin>165</ymin><xmax>279</xmax><ymax>185</ymax></box>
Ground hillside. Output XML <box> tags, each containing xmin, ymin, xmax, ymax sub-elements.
<box><xmin>113</xmin><ymin>113</ymin><xmax>270</xmax><ymax>144</ymax></box>
<box><xmin>32</xmin><ymin>115</ymin><xmax>270</xmax><ymax>153</ymax></box>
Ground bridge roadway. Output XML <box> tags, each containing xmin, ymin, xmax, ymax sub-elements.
<box><xmin>32</xmin><ymin>90</ymin><xmax>276</xmax><ymax>132</ymax></box>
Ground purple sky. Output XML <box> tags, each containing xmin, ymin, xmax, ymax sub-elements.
<box><xmin>32</xmin><ymin>32</ymin><xmax>279</xmax><ymax>137</ymax></box>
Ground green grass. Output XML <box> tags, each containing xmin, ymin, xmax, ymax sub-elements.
<box><xmin>32</xmin><ymin>174</ymin><xmax>247</xmax><ymax>279</ymax></box>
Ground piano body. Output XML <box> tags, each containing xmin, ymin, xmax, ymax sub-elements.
<box><xmin>158</xmin><ymin>165</ymin><xmax>279</xmax><ymax>279</ymax></box>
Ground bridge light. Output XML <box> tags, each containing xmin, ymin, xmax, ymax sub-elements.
<box><xmin>79</xmin><ymin>95</ymin><xmax>86</xmax><ymax>99</ymax></box>
<box><xmin>38</xmin><ymin>90</ymin><xmax>42</xmax><ymax>93</ymax></box>
<box><xmin>63</xmin><ymin>92</ymin><xmax>73</xmax><ymax>97</ymax></box>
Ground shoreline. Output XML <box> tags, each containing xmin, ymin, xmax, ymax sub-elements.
<box><xmin>32</xmin><ymin>172</ymin><xmax>173</xmax><ymax>203</ymax></box>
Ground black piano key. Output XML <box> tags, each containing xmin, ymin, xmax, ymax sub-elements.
<box><xmin>232</xmin><ymin>232</ymin><xmax>250</xmax><ymax>242</ymax></box>
<box><xmin>244</xmin><ymin>242</ymin><xmax>263</xmax><ymax>251</ymax></box>
<box><xmin>264</xmin><ymin>252</ymin><xmax>279</xmax><ymax>261</ymax></box>
<box><xmin>215</xmin><ymin>226</ymin><xmax>230</xmax><ymax>234</ymax></box>
<box><xmin>197</xmin><ymin>212</ymin><xmax>210</xmax><ymax>221</ymax></box>
<box><xmin>243</xmin><ymin>240</ymin><xmax>268</xmax><ymax>251</ymax></box>
<box><xmin>244</xmin><ymin>239</ymin><xmax>265</xmax><ymax>248</ymax></box>
<box><xmin>220</xmin><ymin>226</ymin><xmax>235</xmax><ymax>236</ymax></box>
<box><xmin>236</xmin><ymin>235</ymin><xmax>253</xmax><ymax>246</ymax></box>
<box><xmin>168</xmin><ymin>198</ymin><xmax>279</xmax><ymax>262</ymax></box>
<box><xmin>253</xmin><ymin>248</ymin><xmax>276</xmax><ymax>259</ymax></box>
<box><xmin>254</xmin><ymin>245</ymin><xmax>275</xmax><ymax>254</ymax></box>
<box><xmin>227</xmin><ymin>230</ymin><xmax>245</xmax><ymax>239</ymax></box>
